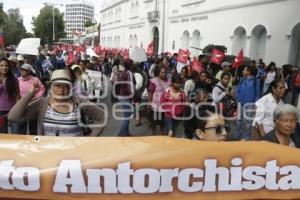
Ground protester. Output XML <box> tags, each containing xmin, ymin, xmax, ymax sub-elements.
<box><xmin>70</xmin><ymin>64</ymin><xmax>95</xmax><ymax>98</ymax></box>
<box><xmin>262</xmin><ymin>62</ymin><xmax>282</xmax><ymax>94</ymax></box>
<box><xmin>115</xmin><ymin>59</ymin><xmax>135</xmax><ymax>136</ymax></box>
<box><xmin>17</xmin><ymin>63</ymin><xmax>45</xmax><ymax>135</ymax></box>
<box><xmin>212</xmin><ymin>72</ymin><xmax>233</xmax><ymax>104</ymax></box>
<box><xmin>235</xmin><ymin>66</ymin><xmax>261</xmax><ymax>140</ymax></box>
<box><xmin>160</xmin><ymin>75</ymin><xmax>186</xmax><ymax>137</ymax></box>
<box><xmin>133</xmin><ymin>63</ymin><xmax>146</xmax><ymax>126</ymax></box>
<box><xmin>193</xmin><ymin>105</ymin><xmax>229</xmax><ymax>141</ymax></box>
<box><xmin>8</xmin><ymin>69</ymin><xmax>106</xmax><ymax>136</ymax></box>
<box><xmin>263</xmin><ymin>104</ymin><xmax>300</xmax><ymax>148</ymax></box>
<box><xmin>215</xmin><ymin>61</ymin><xmax>233</xmax><ymax>87</ymax></box>
<box><xmin>253</xmin><ymin>79</ymin><xmax>286</xmax><ymax>137</ymax></box>
<box><xmin>0</xmin><ymin>58</ymin><xmax>19</xmax><ymax>133</ymax></box>
<box><xmin>148</xmin><ymin>66</ymin><xmax>171</xmax><ymax>135</ymax></box>
<box><xmin>184</xmin><ymin>71</ymin><xmax>198</xmax><ymax>100</ymax></box>
<box><xmin>183</xmin><ymin>88</ymin><xmax>210</xmax><ymax>139</ymax></box>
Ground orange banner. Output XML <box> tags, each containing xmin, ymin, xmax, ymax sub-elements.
<box><xmin>0</xmin><ymin>134</ymin><xmax>299</xmax><ymax>200</ymax></box>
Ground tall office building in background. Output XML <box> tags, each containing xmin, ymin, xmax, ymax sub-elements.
<box><xmin>64</xmin><ymin>0</ymin><xmax>94</xmax><ymax>43</ymax></box>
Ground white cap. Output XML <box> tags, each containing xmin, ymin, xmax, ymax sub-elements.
<box><xmin>17</xmin><ymin>55</ymin><xmax>24</xmax><ymax>61</ymax></box>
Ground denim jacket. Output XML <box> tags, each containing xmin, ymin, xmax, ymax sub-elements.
<box><xmin>237</xmin><ymin>76</ymin><xmax>261</xmax><ymax>105</ymax></box>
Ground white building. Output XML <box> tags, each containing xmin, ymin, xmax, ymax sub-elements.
<box><xmin>65</xmin><ymin>0</ymin><xmax>95</xmax><ymax>43</ymax></box>
<box><xmin>100</xmin><ymin>0</ymin><xmax>300</xmax><ymax>67</ymax></box>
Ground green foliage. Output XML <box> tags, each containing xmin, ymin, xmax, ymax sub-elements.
<box><xmin>32</xmin><ymin>5</ymin><xmax>65</xmax><ymax>44</ymax></box>
<box><xmin>84</xmin><ymin>20</ymin><xmax>94</xmax><ymax>27</ymax></box>
<box><xmin>2</xmin><ymin>8</ymin><xmax>27</xmax><ymax>45</ymax></box>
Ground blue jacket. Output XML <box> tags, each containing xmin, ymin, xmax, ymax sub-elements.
<box><xmin>237</xmin><ymin>76</ymin><xmax>261</xmax><ymax>105</ymax></box>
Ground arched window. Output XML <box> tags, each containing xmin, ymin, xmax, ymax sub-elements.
<box><xmin>288</xmin><ymin>23</ymin><xmax>300</xmax><ymax>67</ymax></box>
<box><xmin>134</xmin><ymin>34</ymin><xmax>138</xmax><ymax>47</ymax></box>
<box><xmin>232</xmin><ymin>26</ymin><xmax>246</xmax><ymax>55</ymax></box>
<box><xmin>192</xmin><ymin>30</ymin><xmax>201</xmax><ymax>56</ymax></box>
<box><xmin>250</xmin><ymin>25</ymin><xmax>267</xmax><ymax>61</ymax></box>
<box><xmin>129</xmin><ymin>35</ymin><xmax>133</xmax><ymax>48</ymax></box>
<box><xmin>182</xmin><ymin>31</ymin><xmax>190</xmax><ymax>50</ymax></box>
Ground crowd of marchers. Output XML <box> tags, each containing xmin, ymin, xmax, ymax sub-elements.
<box><xmin>0</xmin><ymin>48</ymin><xmax>300</xmax><ymax>149</ymax></box>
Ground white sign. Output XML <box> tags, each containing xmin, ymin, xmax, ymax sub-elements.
<box><xmin>16</xmin><ymin>38</ymin><xmax>41</xmax><ymax>56</ymax></box>
<box><xmin>130</xmin><ymin>47</ymin><xmax>147</xmax><ymax>63</ymax></box>
<box><xmin>86</xmin><ymin>48</ymin><xmax>98</xmax><ymax>58</ymax></box>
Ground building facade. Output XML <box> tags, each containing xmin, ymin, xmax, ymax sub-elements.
<box><xmin>65</xmin><ymin>0</ymin><xmax>94</xmax><ymax>43</ymax></box>
<box><xmin>100</xmin><ymin>0</ymin><xmax>300</xmax><ymax>67</ymax></box>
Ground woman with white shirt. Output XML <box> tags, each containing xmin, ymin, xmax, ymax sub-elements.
<box><xmin>253</xmin><ymin>79</ymin><xmax>286</xmax><ymax>136</ymax></box>
<box><xmin>262</xmin><ymin>62</ymin><xmax>281</xmax><ymax>94</ymax></box>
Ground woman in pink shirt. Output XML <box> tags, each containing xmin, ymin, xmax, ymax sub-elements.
<box><xmin>18</xmin><ymin>64</ymin><xmax>45</xmax><ymax>135</ymax></box>
<box><xmin>0</xmin><ymin>58</ymin><xmax>19</xmax><ymax>133</ymax></box>
<box><xmin>148</xmin><ymin>66</ymin><xmax>171</xmax><ymax>135</ymax></box>
<box><xmin>160</xmin><ymin>75</ymin><xmax>187</xmax><ymax>137</ymax></box>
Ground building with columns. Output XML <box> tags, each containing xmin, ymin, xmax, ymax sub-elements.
<box><xmin>100</xmin><ymin>0</ymin><xmax>300</xmax><ymax>67</ymax></box>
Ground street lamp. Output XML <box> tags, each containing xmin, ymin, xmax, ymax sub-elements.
<box><xmin>43</xmin><ymin>2</ymin><xmax>64</xmax><ymax>42</ymax></box>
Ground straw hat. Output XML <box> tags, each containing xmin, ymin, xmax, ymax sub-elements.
<box><xmin>50</xmin><ymin>70</ymin><xmax>71</xmax><ymax>84</ymax></box>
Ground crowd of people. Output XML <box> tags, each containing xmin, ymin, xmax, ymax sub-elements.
<box><xmin>0</xmin><ymin>47</ymin><xmax>300</xmax><ymax>149</ymax></box>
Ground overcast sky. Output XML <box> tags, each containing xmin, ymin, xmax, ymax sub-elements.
<box><xmin>0</xmin><ymin>0</ymin><xmax>103</xmax><ymax>33</ymax></box>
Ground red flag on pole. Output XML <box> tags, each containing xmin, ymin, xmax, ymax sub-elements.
<box><xmin>210</xmin><ymin>48</ymin><xmax>225</xmax><ymax>65</ymax></box>
<box><xmin>177</xmin><ymin>49</ymin><xmax>191</xmax><ymax>64</ymax></box>
<box><xmin>191</xmin><ymin>57</ymin><xmax>204</xmax><ymax>73</ymax></box>
<box><xmin>232</xmin><ymin>49</ymin><xmax>244</xmax><ymax>68</ymax></box>
<box><xmin>147</xmin><ymin>41</ymin><xmax>154</xmax><ymax>56</ymax></box>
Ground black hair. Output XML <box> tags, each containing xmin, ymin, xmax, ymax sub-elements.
<box><xmin>266</xmin><ymin>61</ymin><xmax>276</xmax><ymax>73</ymax></box>
<box><xmin>221</xmin><ymin>72</ymin><xmax>231</xmax><ymax>80</ymax></box>
<box><xmin>196</xmin><ymin>105</ymin><xmax>217</xmax><ymax>132</ymax></box>
<box><xmin>153</xmin><ymin>65</ymin><xmax>165</xmax><ymax>77</ymax></box>
<box><xmin>265</xmin><ymin>79</ymin><xmax>285</xmax><ymax>96</ymax></box>
<box><xmin>190</xmin><ymin>71</ymin><xmax>199</xmax><ymax>81</ymax></box>
<box><xmin>0</xmin><ymin>58</ymin><xmax>19</xmax><ymax>98</ymax></box>
<box><xmin>171</xmin><ymin>74</ymin><xmax>181</xmax><ymax>84</ymax></box>
<box><xmin>244</xmin><ymin>66</ymin><xmax>256</xmax><ymax>76</ymax></box>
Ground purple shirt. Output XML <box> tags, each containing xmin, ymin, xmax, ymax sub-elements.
<box><xmin>0</xmin><ymin>82</ymin><xmax>17</xmax><ymax>111</ymax></box>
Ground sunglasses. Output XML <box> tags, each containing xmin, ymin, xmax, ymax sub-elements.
<box><xmin>205</xmin><ymin>125</ymin><xmax>230</xmax><ymax>134</ymax></box>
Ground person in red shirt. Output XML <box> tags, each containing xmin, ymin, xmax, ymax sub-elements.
<box><xmin>160</xmin><ymin>75</ymin><xmax>187</xmax><ymax>137</ymax></box>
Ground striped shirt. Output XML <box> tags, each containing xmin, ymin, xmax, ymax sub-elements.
<box><xmin>43</xmin><ymin>104</ymin><xmax>84</xmax><ymax>137</ymax></box>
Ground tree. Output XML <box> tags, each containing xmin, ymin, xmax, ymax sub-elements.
<box><xmin>32</xmin><ymin>5</ymin><xmax>65</xmax><ymax>44</ymax></box>
<box><xmin>2</xmin><ymin>8</ymin><xmax>27</xmax><ymax>45</ymax></box>
<box><xmin>84</xmin><ymin>20</ymin><xmax>95</xmax><ymax>28</ymax></box>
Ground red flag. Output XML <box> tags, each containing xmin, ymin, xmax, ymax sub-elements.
<box><xmin>147</xmin><ymin>41</ymin><xmax>154</xmax><ymax>56</ymax></box>
<box><xmin>0</xmin><ymin>33</ymin><xmax>5</xmax><ymax>47</ymax></box>
<box><xmin>67</xmin><ymin>51</ymin><xmax>74</xmax><ymax>66</ymax></box>
<box><xmin>191</xmin><ymin>57</ymin><xmax>204</xmax><ymax>73</ymax></box>
<box><xmin>210</xmin><ymin>48</ymin><xmax>225</xmax><ymax>65</ymax></box>
<box><xmin>177</xmin><ymin>49</ymin><xmax>191</xmax><ymax>64</ymax></box>
<box><xmin>232</xmin><ymin>49</ymin><xmax>244</xmax><ymax>68</ymax></box>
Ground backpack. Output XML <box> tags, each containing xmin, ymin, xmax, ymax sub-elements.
<box><xmin>295</xmin><ymin>72</ymin><xmax>300</xmax><ymax>88</ymax></box>
<box><xmin>115</xmin><ymin>70</ymin><xmax>134</xmax><ymax>97</ymax></box>
<box><xmin>216</xmin><ymin>85</ymin><xmax>237</xmax><ymax>117</ymax></box>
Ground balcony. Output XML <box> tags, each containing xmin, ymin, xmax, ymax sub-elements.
<box><xmin>147</xmin><ymin>11</ymin><xmax>160</xmax><ymax>22</ymax></box>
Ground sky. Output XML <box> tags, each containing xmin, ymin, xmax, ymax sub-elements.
<box><xmin>0</xmin><ymin>0</ymin><xmax>103</xmax><ymax>33</ymax></box>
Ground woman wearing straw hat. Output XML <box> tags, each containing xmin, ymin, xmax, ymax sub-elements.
<box><xmin>8</xmin><ymin>69</ymin><xmax>107</xmax><ymax>137</ymax></box>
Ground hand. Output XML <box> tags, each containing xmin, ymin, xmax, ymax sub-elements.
<box><xmin>30</xmin><ymin>82</ymin><xmax>40</xmax><ymax>94</ymax></box>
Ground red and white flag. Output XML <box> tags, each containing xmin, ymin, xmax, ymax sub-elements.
<box><xmin>147</xmin><ymin>41</ymin><xmax>154</xmax><ymax>56</ymax></box>
<box><xmin>210</xmin><ymin>48</ymin><xmax>225</xmax><ymax>65</ymax></box>
<box><xmin>232</xmin><ymin>49</ymin><xmax>244</xmax><ymax>68</ymax></box>
<box><xmin>177</xmin><ymin>49</ymin><xmax>191</xmax><ymax>64</ymax></box>
<box><xmin>191</xmin><ymin>57</ymin><xmax>204</xmax><ymax>73</ymax></box>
